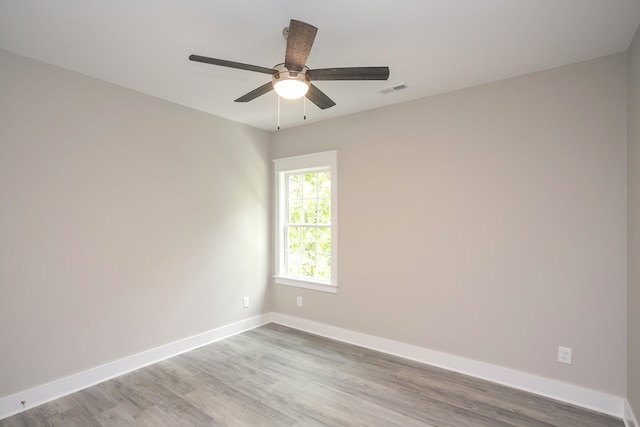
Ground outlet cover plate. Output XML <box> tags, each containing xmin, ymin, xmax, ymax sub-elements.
<box><xmin>558</xmin><ymin>346</ymin><xmax>572</xmax><ymax>364</ymax></box>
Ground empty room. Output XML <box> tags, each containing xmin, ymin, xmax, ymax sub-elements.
<box><xmin>2</xmin><ymin>1</ymin><xmax>640</xmax><ymax>426</ymax></box>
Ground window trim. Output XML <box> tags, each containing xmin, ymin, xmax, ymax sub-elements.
<box><xmin>273</xmin><ymin>151</ymin><xmax>338</xmax><ymax>293</ymax></box>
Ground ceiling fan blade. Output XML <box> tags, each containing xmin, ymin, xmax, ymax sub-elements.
<box><xmin>234</xmin><ymin>82</ymin><xmax>274</xmax><ymax>102</ymax></box>
<box><xmin>306</xmin><ymin>84</ymin><xmax>336</xmax><ymax>110</ymax></box>
<box><xmin>309</xmin><ymin>67</ymin><xmax>390</xmax><ymax>81</ymax></box>
<box><xmin>284</xmin><ymin>20</ymin><xmax>317</xmax><ymax>72</ymax></box>
<box><xmin>189</xmin><ymin>55</ymin><xmax>276</xmax><ymax>75</ymax></box>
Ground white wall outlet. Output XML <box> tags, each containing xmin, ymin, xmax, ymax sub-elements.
<box><xmin>297</xmin><ymin>296</ymin><xmax>303</xmax><ymax>307</ymax></box>
<box><xmin>558</xmin><ymin>346</ymin><xmax>572</xmax><ymax>364</ymax></box>
<box><xmin>243</xmin><ymin>297</ymin><xmax>249</xmax><ymax>308</ymax></box>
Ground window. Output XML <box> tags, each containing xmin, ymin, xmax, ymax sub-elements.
<box><xmin>273</xmin><ymin>151</ymin><xmax>337</xmax><ymax>293</ymax></box>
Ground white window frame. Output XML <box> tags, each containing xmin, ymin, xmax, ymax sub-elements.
<box><xmin>273</xmin><ymin>150</ymin><xmax>338</xmax><ymax>293</ymax></box>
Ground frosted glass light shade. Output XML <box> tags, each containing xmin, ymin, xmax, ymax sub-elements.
<box><xmin>274</xmin><ymin>79</ymin><xmax>309</xmax><ymax>99</ymax></box>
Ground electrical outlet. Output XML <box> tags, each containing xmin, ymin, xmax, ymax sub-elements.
<box><xmin>558</xmin><ymin>346</ymin><xmax>572</xmax><ymax>364</ymax></box>
<box><xmin>297</xmin><ymin>296</ymin><xmax>303</xmax><ymax>307</ymax></box>
<box><xmin>243</xmin><ymin>297</ymin><xmax>249</xmax><ymax>308</ymax></box>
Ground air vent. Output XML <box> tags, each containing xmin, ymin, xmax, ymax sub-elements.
<box><xmin>380</xmin><ymin>83</ymin><xmax>407</xmax><ymax>94</ymax></box>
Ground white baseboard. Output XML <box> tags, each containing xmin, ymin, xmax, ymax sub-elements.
<box><xmin>271</xmin><ymin>313</ymin><xmax>624</xmax><ymax>418</ymax></box>
<box><xmin>625</xmin><ymin>399</ymin><xmax>639</xmax><ymax>427</ymax></box>
<box><xmin>0</xmin><ymin>313</ymin><xmax>271</xmax><ymax>421</ymax></box>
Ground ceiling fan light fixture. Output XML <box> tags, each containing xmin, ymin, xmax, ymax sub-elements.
<box><xmin>273</xmin><ymin>65</ymin><xmax>310</xmax><ymax>99</ymax></box>
<box><xmin>274</xmin><ymin>79</ymin><xmax>309</xmax><ymax>99</ymax></box>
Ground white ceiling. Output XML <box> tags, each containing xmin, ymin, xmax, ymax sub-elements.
<box><xmin>1</xmin><ymin>1</ymin><xmax>639</xmax><ymax>131</ymax></box>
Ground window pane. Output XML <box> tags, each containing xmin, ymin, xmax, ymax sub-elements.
<box><xmin>288</xmin><ymin>254</ymin><xmax>302</xmax><ymax>277</ymax></box>
<box><xmin>317</xmin><ymin>227</ymin><xmax>331</xmax><ymax>254</ymax></box>
<box><xmin>303</xmin><ymin>173</ymin><xmax>318</xmax><ymax>198</ymax></box>
<box><xmin>303</xmin><ymin>199</ymin><xmax>318</xmax><ymax>223</ymax></box>
<box><xmin>319</xmin><ymin>172</ymin><xmax>331</xmax><ymax>198</ymax></box>
<box><xmin>288</xmin><ymin>174</ymin><xmax>302</xmax><ymax>198</ymax></box>
<box><xmin>317</xmin><ymin>254</ymin><xmax>331</xmax><ymax>280</ymax></box>
<box><xmin>301</xmin><ymin>251</ymin><xmax>317</xmax><ymax>277</ymax></box>
<box><xmin>288</xmin><ymin>227</ymin><xmax>301</xmax><ymax>251</ymax></box>
<box><xmin>289</xmin><ymin>200</ymin><xmax>303</xmax><ymax>223</ymax></box>
<box><xmin>318</xmin><ymin>198</ymin><xmax>331</xmax><ymax>224</ymax></box>
<box><xmin>302</xmin><ymin>228</ymin><xmax>317</xmax><ymax>253</ymax></box>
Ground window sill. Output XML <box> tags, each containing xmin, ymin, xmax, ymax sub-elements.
<box><xmin>273</xmin><ymin>276</ymin><xmax>338</xmax><ymax>293</ymax></box>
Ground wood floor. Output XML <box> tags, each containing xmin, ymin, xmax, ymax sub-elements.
<box><xmin>0</xmin><ymin>323</ymin><xmax>623</xmax><ymax>427</ymax></box>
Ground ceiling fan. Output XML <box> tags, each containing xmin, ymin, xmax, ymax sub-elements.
<box><xmin>189</xmin><ymin>19</ymin><xmax>390</xmax><ymax>110</ymax></box>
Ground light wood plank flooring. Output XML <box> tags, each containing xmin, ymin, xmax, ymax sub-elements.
<box><xmin>0</xmin><ymin>323</ymin><xmax>623</xmax><ymax>426</ymax></box>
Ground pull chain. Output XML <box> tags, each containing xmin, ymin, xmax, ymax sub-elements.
<box><xmin>304</xmin><ymin>96</ymin><xmax>307</xmax><ymax>120</ymax></box>
<box><xmin>277</xmin><ymin>95</ymin><xmax>280</xmax><ymax>130</ymax></box>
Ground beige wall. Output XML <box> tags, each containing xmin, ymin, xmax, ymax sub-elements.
<box><xmin>0</xmin><ymin>49</ymin><xmax>272</xmax><ymax>397</ymax></box>
<box><xmin>628</xmin><ymin>24</ymin><xmax>640</xmax><ymax>415</ymax></box>
<box><xmin>271</xmin><ymin>54</ymin><xmax>628</xmax><ymax>395</ymax></box>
